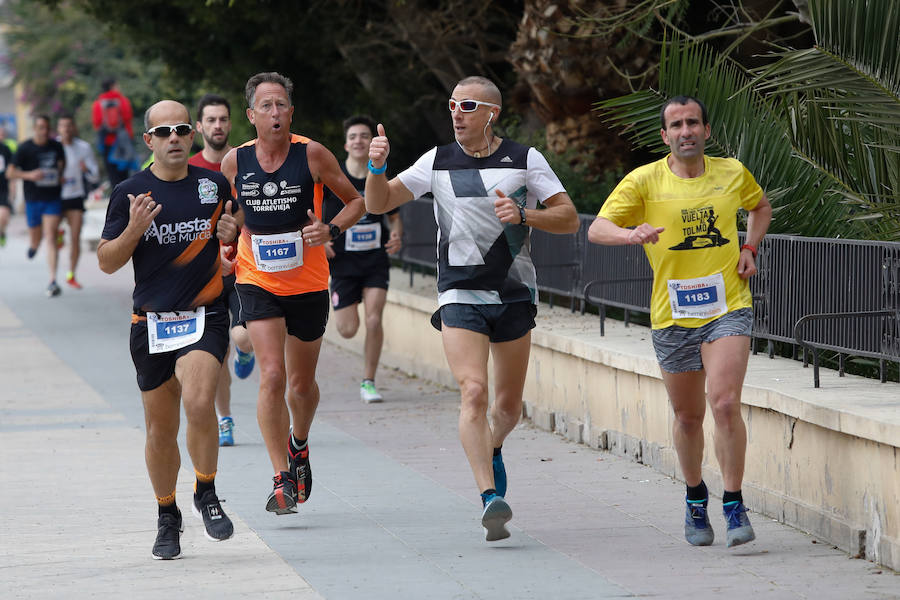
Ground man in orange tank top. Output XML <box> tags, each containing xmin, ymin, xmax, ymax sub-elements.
<box><xmin>218</xmin><ymin>72</ymin><xmax>365</xmax><ymax>516</ymax></box>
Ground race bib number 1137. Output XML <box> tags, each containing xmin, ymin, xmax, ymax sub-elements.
<box><xmin>146</xmin><ymin>307</ymin><xmax>205</xmax><ymax>354</ymax></box>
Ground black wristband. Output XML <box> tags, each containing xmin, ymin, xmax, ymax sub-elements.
<box><xmin>329</xmin><ymin>223</ymin><xmax>341</xmax><ymax>240</ymax></box>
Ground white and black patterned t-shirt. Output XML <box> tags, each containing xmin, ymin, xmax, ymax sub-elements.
<box><xmin>398</xmin><ymin>139</ymin><xmax>565</xmax><ymax>307</ymax></box>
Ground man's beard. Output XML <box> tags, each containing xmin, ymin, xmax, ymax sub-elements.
<box><xmin>204</xmin><ymin>135</ymin><xmax>227</xmax><ymax>152</ymax></box>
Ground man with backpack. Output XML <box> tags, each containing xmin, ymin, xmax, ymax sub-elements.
<box><xmin>92</xmin><ymin>78</ymin><xmax>136</xmax><ymax>188</ymax></box>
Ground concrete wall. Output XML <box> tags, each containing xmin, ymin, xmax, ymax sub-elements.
<box><xmin>325</xmin><ymin>269</ymin><xmax>900</xmax><ymax>571</ymax></box>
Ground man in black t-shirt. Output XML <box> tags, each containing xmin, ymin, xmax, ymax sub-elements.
<box><xmin>323</xmin><ymin>115</ymin><xmax>402</xmax><ymax>403</ymax></box>
<box><xmin>8</xmin><ymin>115</ymin><xmax>65</xmax><ymax>296</ymax></box>
<box><xmin>98</xmin><ymin>100</ymin><xmax>235</xmax><ymax>560</ymax></box>
<box><xmin>0</xmin><ymin>127</ymin><xmax>13</xmax><ymax>247</ymax></box>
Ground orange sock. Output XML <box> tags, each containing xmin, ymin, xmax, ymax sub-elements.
<box><xmin>194</xmin><ymin>469</ymin><xmax>216</xmax><ymax>497</ymax></box>
<box><xmin>156</xmin><ymin>491</ymin><xmax>178</xmax><ymax>517</ymax></box>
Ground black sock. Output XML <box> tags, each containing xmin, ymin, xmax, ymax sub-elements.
<box><xmin>195</xmin><ymin>478</ymin><xmax>215</xmax><ymax>499</ymax></box>
<box><xmin>686</xmin><ymin>481</ymin><xmax>708</xmax><ymax>502</ymax></box>
<box><xmin>158</xmin><ymin>502</ymin><xmax>179</xmax><ymax>518</ymax></box>
<box><xmin>723</xmin><ymin>489</ymin><xmax>743</xmax><ymax>505</ymax></box>
<box><xmin>291</xmin><ymin>435</ymin><xmax>307</xmax><ymax>452</ymax></box>
<box><xmin>493</xmin><ymin>446</ymin><xmax>502</xmax><ymax>457</ymax></box>
<box><xmin>480</xmin><ymin>488</ymin><xmax>497</xmax><ymax>506</ymax></box>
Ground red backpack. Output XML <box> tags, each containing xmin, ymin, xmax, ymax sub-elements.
<box><xmin>100</xmin><ymin>97</ymin><xmax>123</xmax><ymax>132</ymax></box>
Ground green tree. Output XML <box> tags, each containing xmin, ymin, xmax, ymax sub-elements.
<box><xmin>48</xmin><ymin>0</ymin><xmax>523</xmax><ymax>168</ymax></box>
<box><xmin>2</xmin><ymin>0</ymin><xmax>171</xmax><ymax>158</ymax></box>
<box><xmin>595</xmin><ymin>0</ymin><xmax>900</xmax><ymax>239</ymax></box>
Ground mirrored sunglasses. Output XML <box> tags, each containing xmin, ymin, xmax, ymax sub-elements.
<box><xmin>146</xmin><ymin>123</ymin><xmax>193</xmax><ymax>137</ymax></box>
<box><xmin>448</xmin><ymin>99</ymin><xmax>498</xmax><ymax>113</ymax></box>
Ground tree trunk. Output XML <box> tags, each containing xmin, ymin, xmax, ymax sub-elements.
<box><xmin>508</xmin><ymin>0</ymin><xmax>656</xmax><ymax>174</ymax></box>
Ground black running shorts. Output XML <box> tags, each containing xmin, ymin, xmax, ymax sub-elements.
<box><xmin>235</xmin><ymin>283</ymin><xmax>329</xmax><ymax>342</ymax></box>
<box><xmin>431</xmin><ymin>302</ymin><xmax>536</xmax><ymax>343</ymax></box>
<box><xmin>129</xmin><ymin>304</ymin><xmax>229</xmax><ymax>392</ymax></box>
<box><xmin>330</xmin><ymin>267</ymin><xmax>389</xmax><ymax>309</ymax></box>
<box><xmin>61</xmin><ymin>196</ymin><xmax>86</xmax><ymax>212</ymax></box>
<box><xmin>329</xmin><ymin>250</ymin><xmax>390</xmax><ymax>309</ymax></box>
<box><xmin>223</xmin><ymin>273</ymin><xmax>245</xmax><ymax>329</ymax></box>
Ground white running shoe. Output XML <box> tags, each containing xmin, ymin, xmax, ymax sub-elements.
<box><xmin>360</xmin><ymin>379</ymin><xmax>383</xmax><ymax>403</ymax></box>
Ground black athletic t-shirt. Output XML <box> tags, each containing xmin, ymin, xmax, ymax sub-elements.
<box><xmin>323</xmin><ymin>163</ymin><xmax>397</xmax><ymax>277</ymax></box>
<box><xmin>102</xmin><ymin>166</ymin><xmax>229</xmax><ymax>312</ymax></box>
<box><xmin>13</xmin><ymin>138</ymin><xmax>66</xmax><ymax>203</ymax></box>
<box><xmin>0</xmin><ymin>143</ymin><xmax>11</xmax><ymax>201</ymax></box>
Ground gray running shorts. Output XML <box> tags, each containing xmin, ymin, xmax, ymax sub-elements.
<box><xmin>651</xmin><ymin>308</ymin><xmax>752</xmax><ymax>373</ymax></box>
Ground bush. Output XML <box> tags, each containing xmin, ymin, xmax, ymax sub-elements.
<box><xmin>497</xmin><ymin>115</ymin><xmax>620</xmax><ymax>216</ymax></box>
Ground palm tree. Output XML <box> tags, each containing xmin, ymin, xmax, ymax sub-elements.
<box><xmin>595</xmin><ymin>0</ymin><xmax>900</xmax><ymax>240</ymax></box>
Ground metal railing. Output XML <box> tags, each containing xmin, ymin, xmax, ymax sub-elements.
<box><xmin>396</xmin><ymin>199</ymin><xmax>900</xmax><ymax>387</ymax></box>
<box><xmin>794</xmin><ymin>310</ymin><xmax>899</xmax><ymax>387</ymax></box>
<box><xmin>398</xmin><ymin>197</ymin><xmax>439</xmax><ymax>286</ymax></box>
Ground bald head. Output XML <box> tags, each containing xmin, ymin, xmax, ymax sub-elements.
<box><xmin>456</xmin><ymin>76</ymin><xmax>502</xmax><ymax>106</ymax></box>
<box><xmin>144</xmin><ymin>100</ymin><xmax>191</xmax><ymax>132</ymax></box>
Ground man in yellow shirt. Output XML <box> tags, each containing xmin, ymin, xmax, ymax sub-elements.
<box><xmin>588</xmin><ymin>96</ymin><xmax>772</xmax><ymax>548</ymax></box>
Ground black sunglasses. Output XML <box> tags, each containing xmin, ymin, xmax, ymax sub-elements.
<box><xmin>146</xmin><ymin>123</ymin><xmax>193</xmax><ymax>137</ymax></box>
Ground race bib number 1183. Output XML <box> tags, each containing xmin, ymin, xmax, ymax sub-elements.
<box><xmin>667</xmin><ymin>273</ymin><xmax>727</xmax><ymax>320</ymax></box>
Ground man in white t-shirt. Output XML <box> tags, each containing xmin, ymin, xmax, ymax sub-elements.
<box><xmin>364</xmin><ymin>75</ymin><xmax>579</xmax><ymax>542</ymax></box>
<box><xmin>58</xmin><ymin>114</ymin><xmax>100</xmax><ymax>289</ymax></box>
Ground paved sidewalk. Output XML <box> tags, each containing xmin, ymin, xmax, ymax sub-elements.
<box><xmin>1</xmin><ymin>214</ymin><xmax>898</xmax><ymax>599</ymax></box>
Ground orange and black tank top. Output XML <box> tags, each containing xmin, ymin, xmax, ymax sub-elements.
<box><xmin>233</xmin><ymin>135</ymin><xmax>329</xmax><ymax>296</ymax></box>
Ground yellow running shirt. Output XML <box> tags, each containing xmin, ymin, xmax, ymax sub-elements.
<box><xmin>599</xmin><ymin>155</ymin><xmax>763</xmax><ymax>329</ymax></box>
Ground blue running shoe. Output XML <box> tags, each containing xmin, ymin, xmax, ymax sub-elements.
<box><xmin>492</xmin><ymin>451</ymin><xmax>507</xmax><ymax>498</ymax></box>
<box><xmin>724</xmin><ymin>501</ymin><xmax>756</xmax><ymax>547</ymax></box>
<box><xmin>684</xmin><ymin>498</ymin><xmax>715</xmax><ymax>546</ymax></box>
<box><xmin>233</xmin><ymin>348</ymin><xmax>255</xmax><ymax>379</ymax></box>
<box><xmin>218</xmin><ymin>416</ymin><xmax>234</xmax><ymax>447</ymax></box>
<box><xmin>481</xmin><ymin>494</ymin><xmax>512</xmax><ymax>542</ymax></box>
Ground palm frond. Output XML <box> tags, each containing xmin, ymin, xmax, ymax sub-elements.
<box><xmin>594</xmin><ymin>37</ymin><xmax>873</xmax><ymax>239</ymax></box>
<box><xmin>753</xmin><ymin>0</ymin><xmax>900</xmax><ymax>139</ymax></box>
<box><xmin>752</xmin><ymin>0</ymin><xmax>900</xmax><ymax>234</ymax></box>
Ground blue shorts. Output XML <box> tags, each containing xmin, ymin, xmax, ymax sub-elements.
<box><xmin>431</xmin><ymin>302</ymin><xmax>536</xmax><ymax>343</ymax></box>
<box><xmin>25</xmin><ymin>200</ymin><xmax>62</xmax><ymax>228</ymax></box>
<box><xmin>651</xmin><ymin>308</ymin><xmax>753</xmax><ymax>373</ymax></box>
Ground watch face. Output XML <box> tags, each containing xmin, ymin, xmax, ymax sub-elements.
<box><xmin>330</xmin><ymin>224</ymin><xmax>340</xmax><ymax>239</ymax></box>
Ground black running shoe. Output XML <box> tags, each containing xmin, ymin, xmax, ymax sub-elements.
<box><xmin>192</xmin><ymin>489</ymin><xmax>234</xmax><ymax>541</ymax></box>
<box><xmin>152</xmin><ymin>511</ymin><xmax>183</xmax><ymax>560</ymax></box>
<box><xmin>288</xmin><ymin>443</ymin><xmax>312</xmax><ymax>503</ymax></box>
<box><xmin>265</xmin><ymin>471</ymin><xmax>298</xmax><ymax>515</ymax></box>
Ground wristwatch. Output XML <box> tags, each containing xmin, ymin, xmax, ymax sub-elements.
<box><xmin>329</xmin><ymin>223</ymin><xmax>341</xmax><ymax>240</ymax></box>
